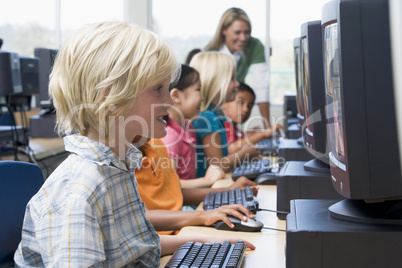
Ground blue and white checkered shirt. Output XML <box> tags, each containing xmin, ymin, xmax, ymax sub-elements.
<box><xmin>14</xmin><ymin>135</ymin><xmax>161</xmax><ymax>267</ymax></box>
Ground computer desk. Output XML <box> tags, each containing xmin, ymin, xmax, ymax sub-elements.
<box><xmin>159</xmin><ymin>175</ymin><xmax>287</xmax><ymax>267</ymax></box>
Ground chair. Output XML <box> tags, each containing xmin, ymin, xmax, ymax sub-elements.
<box><xmin>0</xmin><ymin>161</ymin><xmax>44</xmax><ymax>266</ymax></box>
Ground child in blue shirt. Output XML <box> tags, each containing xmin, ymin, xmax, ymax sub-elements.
<box><xmin>190</xmin><ymin>52</ymin><xmax>260</xmax><ymax>177</ymax></box>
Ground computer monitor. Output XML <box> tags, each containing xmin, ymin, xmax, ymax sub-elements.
<box><xmin>34</xmin><ymin>48</ymin><xmax>58</xmax><ymax>109</ymax></box>
<box><xmin>0</xmin><ymin>51</ymin><xmax>22</xmax><ymax>96</ymax></box>
<box><xmin>300</xmin><ymin>20</ymin><xmax>329</xmax><ymax>173</ymax></box>
<box><xmin>322</xmin><ymin>0</ymin><xmax>402</xmax><ymax>224</ymax></box>
<box><xmin>293</xmin><ymin>37</ymin><xmax>305</xmax><ymax>132</ymax></box>
<box><xmin>9</xmin><ymin>56</ymin><xmax>40</xmax><ymax>111</ymax></box>
<box><xmin>390</xmin><ymin>0</ymin><xmax>402</xmax><ymax>174</ymax></box>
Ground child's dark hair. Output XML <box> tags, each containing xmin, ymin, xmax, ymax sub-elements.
<box><xmin>238</xmin><ymin>82</ymin><xmax>256</xmax><ymax>99</ymax></box>
<box><xmin>170</xmin><ymin>64</ymin><xmax>199</xmax><ymax>92</ymax></box>
<box><xmin>185</xmin><ymin>48</ymin><xmax>201</xmax><ymax>64</ymax></box>
<box><xmin>166</xmin><ymin>64</ymin><xmax>199</xmax><ymax>122</ymax></box>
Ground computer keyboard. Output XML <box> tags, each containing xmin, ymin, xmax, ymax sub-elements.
<box><xmin>203</xmin><ymin>186</ymin><xmax>259</xmax><ymax>214</ymax></box>
<box><xmin>256</xmin><ymin>137</ymin><xmax>282</xmax><ymax>156</ymax></box>
<box><xmin>165</xmin><ymin>240</ymin><xmax>246</xmax><ymax>268</ymax></box>
<box><xmin>232</xmin><ymin>158</ymin><xmax>274</xmax><ymax>181</ymax></box>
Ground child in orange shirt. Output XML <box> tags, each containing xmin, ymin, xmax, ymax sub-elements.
<box><xmin>136</xmin><ymin>139</ymin><xmax>259</xmax><ymax>235</ymax></box>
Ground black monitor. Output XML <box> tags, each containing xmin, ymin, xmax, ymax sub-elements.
<box><xmin>390</xmin><ymin>0</ymin><xmax>402</xmax><ymax>173</ymax></box>
<box><xmin>0</xmin><ymin>51</ymin><xmax>22</xmax><ymax>96</ymax></box>
<box><xmin>34</xmin><ymin>48</ymin><xmax>58</xmax><ymax>109</ymax></box>
<box><xmin>9</xmin><ymin>56</ymin><xmax>40</xmax><ymax>111</ymax></box>
<box><xmin>300</xmin><ymin>20</ymin><xmax>329</xmax><ymax>173</ymax></box>
<box><xmin>322</xmin><ymin>0</ymin><xmax>402</xmax><ymax>224</ymax></box>
<box><xmin>293</xmin><ymin>37</ymin><xmax>305</xmax><ymax>131</ymax></box>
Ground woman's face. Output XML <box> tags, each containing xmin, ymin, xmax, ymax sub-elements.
<box><xmin>222</xmin><ymin>19</ymin><xmax>251</xmax><ymax>53</ymax></box>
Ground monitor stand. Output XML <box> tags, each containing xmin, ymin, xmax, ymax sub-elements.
<box><xmin>276</xmin><ymin>161</ymin><xmax>342</xmax><ymax>220</ymax></box>
<box><xmin>303</xmin><ymin>158</ymin><xmax>330</xmax><ymax>174</ymax></box>
<box><xmin>286</xmin><ymin>199</ymin><xmax>402</xmax><ymax>268</ymax></box>
<box><xmin>329</xmin><ymin>199</ymin><xmax>402</xmax><ymax>225</ymax></box>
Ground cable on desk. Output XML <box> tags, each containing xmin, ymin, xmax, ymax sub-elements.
<box><xmin>258</xmin><ymin>208</ymin><xmax>289</xmax><ymax>215</ymax></box>
<box><xmin>262</xmin><ymin>226</ymin><xmax>286</xmax><ymax>232</ymax></box>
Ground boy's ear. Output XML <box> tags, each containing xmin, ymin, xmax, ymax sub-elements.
<box><xmin>170</xmin><ymin>88</ymin><xmax>181</xmax><ymax>103</ymax></box>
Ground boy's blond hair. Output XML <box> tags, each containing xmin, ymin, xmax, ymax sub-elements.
<box><xmin>49</xmin><ymin>21</ymin><xmax>179</xmax><ymax>139</ymax></box>
<box><xmin>189</xmin><ymin>52</ymin><xmax>235</xmax><ymax>112</ymax></box>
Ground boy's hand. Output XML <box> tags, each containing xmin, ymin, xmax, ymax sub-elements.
<box><xmin>205</xmin><ymin>165</ymin><xmax>225</xmax><ymax>185</ymax></box>
<box><xmin>201</xmin><ymin>204</ymin><xmax>255</xmax><ymax>227</ymax></box>
<box><xmin>230</xmin><ymin>176</ymin><xmax>259</xmax><ymax>196</ymax></box>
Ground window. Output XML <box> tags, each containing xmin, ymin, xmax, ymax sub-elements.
<box><xmin>0</xmin><ymin>0</ymin><xmax>123</xmax><ymax>57</ymax></box>
<box><xmin>0</xmin><ymin>0</ymin><xmax>56</xmax><ymax>57</ymax></box>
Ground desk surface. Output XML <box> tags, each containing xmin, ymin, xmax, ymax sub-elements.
<box><xmin>159</xmin><ymin>176</ymin><xmax>286</xmax><ymax>267</ymax></box>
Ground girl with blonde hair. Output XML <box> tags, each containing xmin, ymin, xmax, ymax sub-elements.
<box><xmin>190</xmin><ymin>52</ymin><xmax>260</xmax><ymax>177</ymax></box>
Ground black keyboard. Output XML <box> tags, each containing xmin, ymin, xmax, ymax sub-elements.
<box><xmin>165</xmin><ymin>241</ymin><xmax>246</xmax><ymax>268</ymax></box>
<box><xmin>256</xmin><ymin>137</ymin><xmax>282</xmax><ymax>156</ymax></box>
<box><xmin>232</xmin><ymin>158</ymin><xmax>272</xmax><ymax>181</ymax></box>
<box><xmin>203</xmin><ymin>186</ymin><xmax>259</xmax><ymax>214</ymax></box>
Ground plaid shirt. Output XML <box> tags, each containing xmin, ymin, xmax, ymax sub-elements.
<box><xmin>14</xmin><ymin>135</ymin><xmax>161</xmax><ymax>267</ymax></box>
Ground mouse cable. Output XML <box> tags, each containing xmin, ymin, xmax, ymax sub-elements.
<box><xmin>262</xmin><ymin>226</ymin><xmax>286</xmax><ymax>232</ymax></box>
<box><xmin>258</xmin><ymin>208</ymin><xmax>289</xmax><ymax>215</ymax></box>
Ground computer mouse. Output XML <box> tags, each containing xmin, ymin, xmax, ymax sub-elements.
<box><xmin>254</xmin><ymin>172</ymin><xmax>277</xmax><ymax>185</ymax></box>
<box><xmin>214</xmin><ymin>216</ymin><xmax>263</xmax><ymax>232</ymax></box>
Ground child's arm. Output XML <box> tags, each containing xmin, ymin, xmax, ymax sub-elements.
<box><xmin>181</xmin><ymin>177</ymin><xmax>258</xmax><ymax>206</ymax></box>
<box><xmin>170</xmin><ymin>157</ymin><xmax>225</xmax><ymax>188</ymax></box>
<box><xmin>228</xmin><ymin>125</ymin><xmax>278</xmax><ymax>154</ymax></box>
<box><xmin>160</xmin><ymin>235</ymin><xmax>256</xmax><ymax>256</ymax></box>
<box><xmin>146</xmin><ymin>204</ymin><xmax>254</xmax><ymax>232</ymax></box>
<box><xmin>179</xmin><ymin>165</ymin><xmax>225</xmax><ymax>188</ymax></box>
<box><xmin>202</xmin><ymin>132</ymin><xmax>261</xmax><ymax>173</ymax></box>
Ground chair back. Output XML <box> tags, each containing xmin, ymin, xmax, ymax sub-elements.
<box><xmin>0</xmin><ymin>161</ymin><xmax>44</xmax><ymax>265</ymax></box>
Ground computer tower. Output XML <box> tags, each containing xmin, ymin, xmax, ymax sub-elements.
<box><xmin>276</xmin><ymin>161</ymin><xmax>342</xmax><ymax>220</ymax></box>
<box><xmin>286</xmin><ymin>199</ymin><xmax>402</xmax><ymax>268</ymax></box>
<box><xmin>0</xmin><ymin>51</ymin><xmax>22</xmax><ymax>96</ymax></box>
<box><xmin>278</xmin><ymin>138</ymin><xmax>313</xmax><ymax>162</ymax></box>
<box><xmin>29</xmin><ymin>114</ymin><xmax>58</xmax><ymax>138</ymax></box>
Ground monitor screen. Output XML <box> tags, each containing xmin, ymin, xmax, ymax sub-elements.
<box><xmin>294</xmin><ymin>37</ymin><xmax>305</xmax><ymax>128</ymax></box>
<box><xmin>299</xmin><ymin>20</ymin><xmax>328</xmax><ymax>167</ymax></box>
<box><xmin>322</xmin><ymin>0</ymin><xmax>402</xmax><ymax>224</ymax></box>
<box><xmin>300</xmin><ymin>36</ymin><xmax>311</xmax><ymax>135</ymax></box>
<box><xmin>324</xmin><ymin>23</ymin><xmax>345</xmax><ymax>169</ymax></box>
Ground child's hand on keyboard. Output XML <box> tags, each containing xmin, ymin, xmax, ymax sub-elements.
<box><xmin>201</xmin><ymin>204</ymin><xmax>256</xmax><ymax>227</ymax></box>
<box><xmin>239</xmin><ymin>143</ymin><xmax>261</xmax><ymax>159</ymax></box>
<box><xmin>229</xmin><ymin>176</ymin><xmax>259</xmax><ymax>196</ymax></box>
